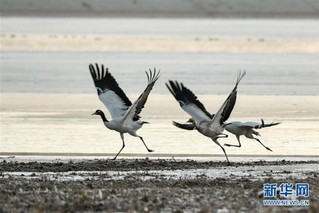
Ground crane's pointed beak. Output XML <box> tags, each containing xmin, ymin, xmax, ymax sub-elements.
<box><xmin>92</xmin><ymin>112</ymin><xmax>97</xmax><ymax>115</ymax></box>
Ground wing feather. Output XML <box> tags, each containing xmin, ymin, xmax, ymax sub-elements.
<box><xmin>211</xmin><ymin>70</ymin><xmax>246</xmax><ymax>125</ymax></box>
<box><xmin>166</xmin><ymin>80</ymin><xmax>212</xmax><ymax>124</ymax></box>
<box><xmin>89</xmin><ymin>63</ymin><xmax>132</xmax><ymax>119</ymax></box>
<box><xmin>122</xmin><ymin>68</ymin><xmax>160</xmax><ymax>123</ymax></box>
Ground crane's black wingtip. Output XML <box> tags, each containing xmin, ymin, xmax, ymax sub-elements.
<box><xmin>145</xmin><ymin>68</ymin><xmax>161</xmax><ymax>83</ymax></box>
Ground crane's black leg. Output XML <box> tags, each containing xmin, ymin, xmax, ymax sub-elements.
<box><xmin>138</xmin><ymin>136</ymin><xmax>154</xmax><ymax>152</ymax></box>
<box><xmin>219</xmin><ymin>133</ymin><xmax>228</xmax><ymax>138</ymax></box>
<box><xmin>113</xmin><ymin>133</ymin><xmax>125</xmax><ymax>160</ymax></box>
<box><xmin>213</xmin><ymin>138</ymin><xmax>231</xmax><ymax>166</ymax></box>
<box><xmin>255</xmin><ymin>138</ymin><xmax>272</xmax><ymax>152</ymax></box>
<box><xmin>224</xmin><ymin>135</ymin><xmax>242</xmax><ymax>148</ymax></box>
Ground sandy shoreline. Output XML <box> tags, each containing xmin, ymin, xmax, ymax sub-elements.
<box><xmin>2</xmin><ymin>34</ymin><xmax>319</xmax><ymax>53</ymax></box>
<box><xmin>0</xmin><ymin>159</ymin><xmax>318</xmax><ymax>212</ymax></box>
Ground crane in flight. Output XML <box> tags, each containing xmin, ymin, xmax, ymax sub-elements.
<box><xmin>167</xmin><ymin>71</ymin><xmax>246</xmax><ymax>165</ymax></box>
<box><xmin>90</xmin><ymin>63</ymin><xmax>160</xmax><ymax>160</ymax></box>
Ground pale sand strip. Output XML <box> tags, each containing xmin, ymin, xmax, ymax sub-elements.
<box><xmin>1</xmin><ymin>93</ymin><xmax>318</xmax><ymax>120</ymax></box>
<box><xmin>1</xmin><ymin>34</ymin><xmax>319</xmax><ymax>53</ymax></box>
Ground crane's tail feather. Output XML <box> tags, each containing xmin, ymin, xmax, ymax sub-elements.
<box><xmin>172</xmin><ymin>121</ymin><xmax>196</xmax><ymax>130</ymax></box>
<box><xmin>258</xmin><ymin>119</ymin><xmax>281</xmax><ymax>129</ymax></box>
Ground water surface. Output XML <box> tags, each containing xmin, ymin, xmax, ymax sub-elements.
<box><xmin>1</xmin><ymin>17</ymin><xmax>319</xmax><ymax>159</ymax></box>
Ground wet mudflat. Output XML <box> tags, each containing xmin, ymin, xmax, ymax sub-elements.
<box><xmin>0</xmin><ymin>159</ymin><xmax>318</xmax><ymax>212</ymax></box>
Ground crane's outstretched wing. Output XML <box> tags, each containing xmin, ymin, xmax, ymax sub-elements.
<box><xmin>123</xmin><ymin>68</ymin><xmax>160</xmax><ymax>122</ymax></box>
<box><xmin>172</xmin><ymin>121</ymin><xmax>196</xmax><ymax>130</ymax></box>
<box><xmin>166</xmin><ymin>81</ymin><xmax>212</xmax><ymax>124</ymax></box>
<box><xmin>210</xmin><ymin>70</ymin><xmax>246</xmax><ymax>126</ymax></box>
<box><xmin>89</xmin><ymin>63</ymin><xmax>132</xmax><ymax>119</ymax></box>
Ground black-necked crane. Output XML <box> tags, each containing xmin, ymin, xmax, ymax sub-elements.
<box><xmin>89</xmin><ymin>63</ymin><xmax>160</xmax><ymax>160</ymax></box>
<box><xmin>166</xmin><ymin>71</ymin><xmax>246</xmax><ymax>165</ymax></box>
<box><xmin>223</xmin><ymin>119</ymin><xmax>281</xmax><ymax>151</ymax></box>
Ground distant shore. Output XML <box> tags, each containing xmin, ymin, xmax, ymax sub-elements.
<box><xmin>1</xmin><ymin>0</ymin><xmax>319</xmax><ymax>18</ymax></box>
<box><xmin>2</xmin><ymin>33</ymin><xmax>319</xmax><ymax>53</ymax></box>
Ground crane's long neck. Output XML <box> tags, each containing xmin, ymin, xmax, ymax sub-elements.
<box><xmin>99</xmin><ymin>112</ymin><xmax>108</xmax><ymax>123</ymax></box>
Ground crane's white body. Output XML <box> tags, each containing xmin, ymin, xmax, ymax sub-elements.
<box><xmin>103</xmin><ymin>119</ymin><xmax>144</xmax><ymax>136</ymax></box>
<box><xmin>225</xmin><ymin>121</ymin><xmax>260</xmax><ymax>138</ymax></box>
<box><xmin>224</xmin><ymin>120</ymin><xmax>281</xmax><ymax>151</ymax></box>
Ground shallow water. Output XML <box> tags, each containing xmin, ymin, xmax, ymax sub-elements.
<box><xmin>1</xmin><ymin>51</ymin><xmax>319</xmax><ymax>95</ymax></box>
<box><xmin>1</xmin><ymin>94</ymin><xmax>319</xmax><ymax>158</ymax></box>
<box><xmin>1</xmin><ymin>17</ymin><xmax>319</xmax><ymax>95</ymax></box>
<box><xmin>1</xmin><ymin>17</ymin><xmax>319</xmax><ymax>159</ymax></box>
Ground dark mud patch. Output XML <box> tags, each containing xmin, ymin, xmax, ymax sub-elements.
<box><xmin>1</xmin><ymin>175</ymin><xmax>318</xmax><ymax>212</ymax></box>
<box><xmin>0</xmin><ymin>159</ymin><xmax>318</xmax><ymax>212</ymax></box>
<box><xmin>1</xmin><ymin>158</ymin><xmax>318</xmax><ymax>172</ymax></box>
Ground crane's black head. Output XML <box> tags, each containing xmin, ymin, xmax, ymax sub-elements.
<box><xmin>92</xmin><ymin>109</ymin><xmax>108</xmax><ymax>122</ymax></box>
<box><xmin>92</xmin><ymin>109</ymin><xmax>104</xmax><ymax>116</ymax></box>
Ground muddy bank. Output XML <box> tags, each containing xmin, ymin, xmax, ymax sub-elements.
<box><xmin>0</xmin><ymin>159</ymin><xmax>318</xmax><ymax>212</ymax></box>
<box><xmin>1</xmin><ymin>175</ymin><xmax>318</xmax><ymax>212</ymax></box>
<box><xmin>1</xmin><ymin>158</ymin><xmax>319</xmax><ymax>172</ymax></box>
